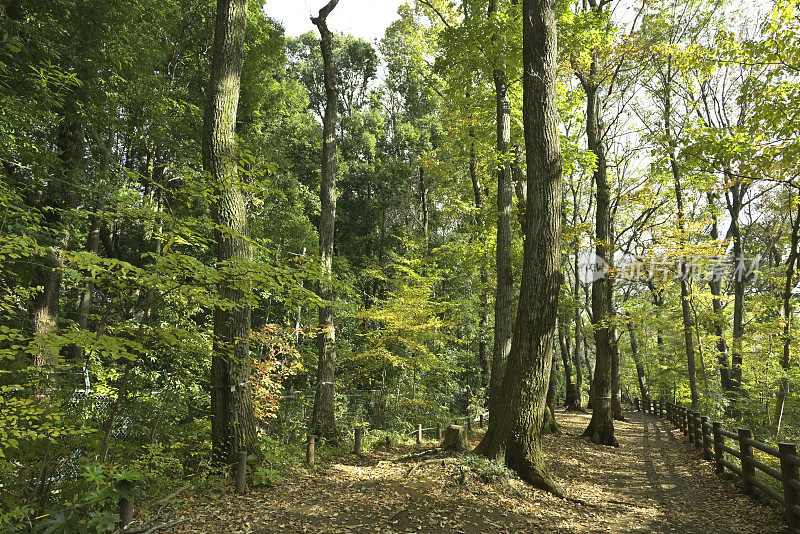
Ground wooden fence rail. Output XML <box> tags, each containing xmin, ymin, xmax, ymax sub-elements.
<box><xmin>635</xmin><ymin>398</ymin><xmax>800</xmax><ymax>532</ymax></box>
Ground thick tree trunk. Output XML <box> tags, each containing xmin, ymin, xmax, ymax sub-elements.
<box><xmin>311</xmin><ymin>0</ymin><xmax>341</xmax><ymax>442</ymax></box>
<box><xmin>772</xmin><ymin>193</ymin><xmax>800</xmax><ymax>435</ymax></box>
<box><xmin>31</xmin><ymin>253</ymin><xmax>63</xmax><ymax>367</ymax></box>
<box><xmin>476</xmin><ymin>0</ymin><xmax>564</xmax><ymax>496</ymax></box>
<box><xmin>581</xmin><ymin>76</ymin><xmax>617</xmax><ymax>446</ymax></box>
<box><xmin>202</xmin><ymin>0</ymin><xmax>256</xmax><ymax>464</ymax></box>
<box><xmin>482</xmin><ymin>0</ymin><xmax>515</xmax><ymax>448</ymax></box>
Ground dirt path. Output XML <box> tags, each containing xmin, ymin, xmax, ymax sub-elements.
<box><xmin>167</xmin><ymin>409</ymin><xmax>783</xmax><ymax>533</ymax></box>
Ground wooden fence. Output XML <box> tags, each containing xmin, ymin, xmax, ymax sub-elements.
<box><xmin>634</xmin><ymin>398</ymin><xmax>800</xmax><ymax>532</ymax></box>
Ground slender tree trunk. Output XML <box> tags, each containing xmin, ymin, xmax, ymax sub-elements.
<box><xmin>469</xmin><ymin>146</ymin><xmax>491</xmax><ymax>392</ymax></box>
<box><xmin>419</xmin><ymin>167</ymin><xmax>429</xmax><ymax>245</ymax></box>
<box><xmin>311</xmin><ymin>0</ymin><xmax>341</xmax><ymax>442</ymax></box>
<box><xmin>573</xmin><ymin>244</ymin><xmax>584</xmax><ymax>408</ymax></box>
<box><xmin>772</xmin><ymin>192</ymin><xmax>800</xmax><ymax>435</ymax></box>
<box><xmin>581</xmin><ymin>74</ymin><xmax>617</xmax><ymax>446</ymax></box>
<box><xmin>202</xmin><ymin>0</ymin><xmax>256</xmax><ymax>464</ymax></box>
<box><xmin>71</xmin><ymin>214</ymin><xmax>100</xmax><ymax>362</ymax></box>
<box><xmin>476</xmin><ymin>0</ymin><xmax>564</xmax><ymax>496</ymax></box>
<box><xmin>728</xmin><ymin>182</ymin><xmax>745</xmax><ymax>394</ymax></box>
<box><xmin>707</xmin><ymin>193</ymin><xmax>732</xmax><ymax>392</ymax></box>
<box><xmin>481</xmin><ymin>0</ymin><xmax>515</xmax><ymax>446</ymax></box>
<box><xmin>663</xmin><ymin>59</ymin><xmax>699</xmax><ymax>409</ymax></box>
<box><xmin>559</xmin><ymin>319</ymin><xmax>580</xmax><ymax>409</ymax></box>
<box><xmin>627</xmin><ymin>321</ymin><xmax>649</xmax><ymax>404</ymax></box>
<box><xmin>543</xmin><ymin>346</ymin><xmax>560</xmax><ymax>434</ymax></box>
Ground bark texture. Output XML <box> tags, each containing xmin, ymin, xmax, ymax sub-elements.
<box><xmin>481</xmin><ymin>0</ymin><xmax>515</xmax><ymax>448</ymax></box>
<box><xmin>581</xmin><ymin>74</ymin><xmax>617</xmax><ymax>446</ymax></box>
<box><xmin>202</xmin><ymin>0</ymin><xmax>256</xmax><ymax>464</ymax></box>
<box><xmin>476</xmin><ymin>0</ymin><xmax>564</xmax><ymax>496</ymax></box>
<box><xmin>311</xmin><ymin>0</ymin><xmax>341</xmax><ymax>442</ymax></box>
<box><xmin>772</xmin><ymin>193</ymin><xmax>800</xmax><ymax>435</ymax></box>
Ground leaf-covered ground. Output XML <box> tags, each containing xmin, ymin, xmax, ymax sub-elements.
<box><xmin>152</xmin><ymin>409</ymin><xmax>783</xmax><ymax>533</ymax></box>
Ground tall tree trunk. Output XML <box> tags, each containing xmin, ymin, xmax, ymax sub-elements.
<box><xmin>559</xmin><ymin>318</ymin><xmax>580</xmax><ymax>410</ymax></box>
<box><xmin>573</xmin><ymin>243</ymin><xmax>584</xmax><ymax>408</ymax></box>
<box><xmin>707</xmin><ymin>193</ymin><xmax>732</xmax><ymax>392</ymax></box>
<box><xmin>728</xmin><ymin>180</ymin><xmax>746</xmax><ymax>395</ymax></box>
<box><xmin>542</xmin><ymin>346</ymin><xmax>560</xmax><ymax>434</ymax></box>
<box><xmin>772</xmin><ymin>192</ymin><xmax>800</xmax><ymax>435</ymax></box>
<box><xmin>202</xmin><ymin>0</ymin><xmax>255</xmax><ymax>464</ymax></box>
<box><xmin>482</xmin><ymin>0</ymin><xmax>515</xmax><ymax>445</ymax></box>
<box><xmin>581</xmin><ymin>73</ymin><xmax>618</xmax><ymax>446</ymax></box>
<box><xmin>469</xmin><ymin>142</ymin><xmax>491</xmax><ymax>391</ymax></box>
<box><xmin>663</xmin><ymin>58</ymin><xmax>700</xmax><ymax>409</ymax></box>
<box><xmin>71</xmin><ymin>214</ymin><xmax>100</xmax><ymax>362</ymax></box>
<box><xmin>311</xmin><ymin>0</ymin><xmax>340</xmax><ymax>442</ymax></box>
<box><xmin>476</xmin><ymin>0</ymin><xmax>564</xmax><ymax>496</ymax></box>
<box><xmin>627</xmin><ymin>321</ymin><xmax>650</xmax><ymax>404</ymax></box>
<box><xmin>419</xmin><ymin>167</ymin><xmax>429</xmax><ymax>245</ymax></box>
<box><xmin>611</xmin><ymin>329</ymin><xmax>624</xmax><ymax>420</ymax></box>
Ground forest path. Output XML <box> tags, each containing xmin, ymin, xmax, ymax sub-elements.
<box><xmin>168</xmin><ymin>409</ymin><xmax>783</xmax><ymax>533</ymax></box>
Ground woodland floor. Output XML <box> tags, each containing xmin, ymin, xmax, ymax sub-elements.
<box><xmin>154</xmin><ymin>409</ymin><xmax>785</xmax><ymax>533</ymax></box>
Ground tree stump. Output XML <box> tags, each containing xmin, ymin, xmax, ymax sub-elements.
<box><xmin>441</xmin><ymin>425</ymin><xmax>469</xmax><ymax>452</ymax></box>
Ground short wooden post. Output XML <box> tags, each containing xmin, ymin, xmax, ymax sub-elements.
<box><xmin>436</xmin><ymin>422</ymin><xmax>442</xmax><ymax>440</ymax></box>
<box><xmin>354</xmin><ymin>427</ymin><xmax>363</xmax><ymax>455</ymax></box>
<box><xmin>416</xmin><ymin>424</ymin><xmax>423</xmax><ymax>445</ymax></box>
<box><xmin>779</xmin><ymin>443</ymin><xmax>800</xmax><ymax>531</ymax></box>
<box><xmin>385</xmin><ymin>434</ymin><xmax>392</xmax><ymax>449</ymax></box>
<box><xmin>713</xmin><ymin>422</ymin><xmax>725</xmax><ymax>475</ymax></box>
<box><xmin>657</xmin><ymin>400</ymin><xmax>662</xmax><ymax>418</ymax></box>
<box><xmin>479</xmin><ymin>413</ymin><xmax>484</xmax><ymax>428</ymax></box>
<box><xmin>634</xmin><ymin>398</ymin><xmax>640</xmax><ymax>411</ymax></box>
<box><xmin>307</xmin><ymin>435</ymin><xmax>315</xmax><ymax>467</ymax></box>
<box><xmin>694</xmin><ymin>413</ymin><xmax>702</xmax><ymax>447</ymax></box>
<box><xmin>118</xmin><ymin>479</ymin><xmax>134</xmax><ymax>528</ymax></box>
<box><xmin>683</xmin><ymin>408</ymin><xmax>689</xmax><ymax>436</ymax></box>
<box><xmin>701</xmin><ymin>416</ymin><xmax>712</xmax><ymax>461</ymax></box>
<box><xmin>738</xmin><ymin>428</ymin><xmax>755</xmax><ymax>496</ymax></box>
<box><xmin>235</xmin><ymin>451</ymin><xmax>248</xmax><ymax>495</ymax></box>
<box><xmin>466</xmin><ymin>417</ymin><xmax>472</xmax><ymax>433</ymax></box>
<box><xmin>687</xmin><ymin>412</ymin><xmax>695</xmax><ymax>444</ymax></box>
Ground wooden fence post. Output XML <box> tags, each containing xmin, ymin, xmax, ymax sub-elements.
<box><xmin>687</xmin><ymin>412</ymin><xmax>695</xmax><ymax>444</ymax></box>
<box><xmin>701</xmin><ymin>416</ymin><xmax>712</xmax><ymax>461</ymax></box>
<box><xmin>738</xmin><ymin>428</ymin><xmax>755</xmax><ymax>496</ymax></box>
<box><xmin>307</xmin><ymin>435</ymin><xmax>315</xmax><ymax>467</ymax></box>
<box><xmin>713</xmin><ymin>422</ymin><xmax>725</xmax><ymax>475</ymax></box>
<box><xmin>235</xmin><ymin>450</ymin><xmax>247</xmax><ymax>495</ymax></box>
<box><xmin>467</xmin><ymin>417</ymin><xmax>472</xmax><ymax>433</ymax></box>
<box><xmin>779</xmin><ymin>442</ymin><xmax>800</xmax><ymax>532</ymax></box>
<box><xmin>436</xmin><ymin>422</ymin><xmax>442</xmax><ymax>440</ymax></box>
<box><xmin>416</xmin><ymin>424</ymin><xmax>423</xmax><ymax>445</ymax></box>
<box><xmin>694</xmin><ymin>413</ymin><xmax>702</xmax><ymax>447</ymax></box>
<box><xmin>682</xmin><ymin>407</ymin><xmax>688</xmax><ymax>436</ymax></box>
<box><xmin>634</xmin><ymin>398</ymin><xmax>640</xmax><ymax>412</ymax></box>
<box><xmin>479</xmin><ymin>413</ymin><xmax>484</xmax><ymax>428</ymax></box>
<box><xmin>354</xmin><ymin>427</ymin><xmax>363</xmax><ymax>455</ymax></box>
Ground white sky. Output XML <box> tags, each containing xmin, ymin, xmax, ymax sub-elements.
<box><xmin>263</xmin><ymin>0</ymin><xmax>408</xmax><ymax>41</ymax></box>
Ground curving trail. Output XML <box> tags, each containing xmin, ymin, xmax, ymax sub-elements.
<box><xmin>167</xmin><ymin>409</ymin><xmax>783</xmax><ymax>533</ymax></box>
